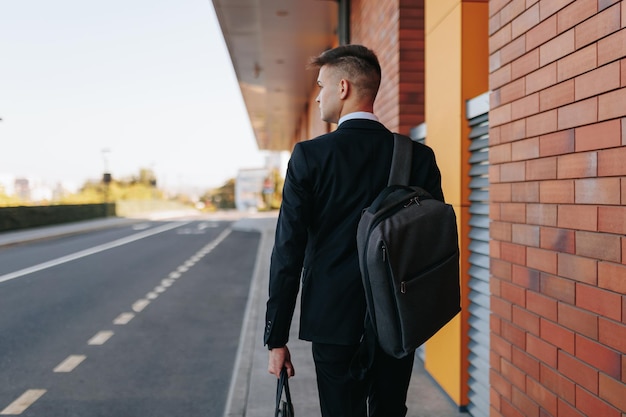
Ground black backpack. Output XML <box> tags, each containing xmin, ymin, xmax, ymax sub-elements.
<box><xmin>356</xmin><ymin>133</ymin><xmax>461</xmax><ymax>359</ymax></box>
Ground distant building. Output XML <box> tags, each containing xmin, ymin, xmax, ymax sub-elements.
<box><xmin>235</xmin><ymin>168</ymin><xmax>269</xmax><ymax>211</ymax></box>
<box><xmin>0</xmin><ymin>174</ymin><xmax>78</xmax><ymax>204</ymax></box>
<box><xmin>14</xmin><ymin>178</ymin><xmax>30</xmax><ymax>201</ymax></box>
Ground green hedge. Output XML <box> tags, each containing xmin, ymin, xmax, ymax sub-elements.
<box><xmin>0</xmin><ymin>203</ymin><xmax>116</xmax><ymax>232</ymax></box>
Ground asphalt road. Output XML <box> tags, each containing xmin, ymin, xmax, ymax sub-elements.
<box><xmin>0</xmin><ymin>219</ymin><xmax>260</xmax><ymax>417</ymax></box>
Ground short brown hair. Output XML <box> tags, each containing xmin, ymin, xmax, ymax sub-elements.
<box><xmin>310</xmin><ymin>44</ymin><xmax>381</xmax><ymax>101</ymax></box>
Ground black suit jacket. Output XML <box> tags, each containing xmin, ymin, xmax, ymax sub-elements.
<box><xmin>264</xmin><ymin>119</ymin><xmax>444</xmax><ymax>348</ymax></box>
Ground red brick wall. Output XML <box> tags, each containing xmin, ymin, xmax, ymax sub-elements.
<box><xmin>489</xmin><ymin>1</ymin><xmax>626</xmax><ymax>416</ymax></box>
<box><xmin>398</xmin><ymin>0</ymin><xmax>426</xmax><ymax>134</ymax></box>
<box><xmin>351</xmin><ymin>0</ymin><xmax>425</xmax><ymax>135</ymax></box>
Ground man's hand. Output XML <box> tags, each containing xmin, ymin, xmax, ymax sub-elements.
<box><xmin>268</xmin><ymin>345</ymin><xmax>295</xmax><ymax>378</ymax></box>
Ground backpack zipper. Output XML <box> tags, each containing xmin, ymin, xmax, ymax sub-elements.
<box><xmin>404</xmin><ymin>196</ymin><xmax>421</xmax><ymax>207</ymax></box>
<box><xmin>382</xmin><ymin>244</ymin><xmax>408</xmax><ymax>294</ymax></box>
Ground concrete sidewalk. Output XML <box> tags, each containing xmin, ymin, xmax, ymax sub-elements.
<box><xmin>229</xmin><ymin>215</ymin><xmax>468</xmax><ymax>417</ymax></box>
<box><xmin>0</xmin><ymin>213</ymin><xmax>467</xmax><ymax>417</ymax></box>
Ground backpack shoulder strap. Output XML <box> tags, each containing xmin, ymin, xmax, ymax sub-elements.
<box><xmin>388</xmin><ymin>133</ymin><xmax>413</xmax><ymax>186</ymax></box>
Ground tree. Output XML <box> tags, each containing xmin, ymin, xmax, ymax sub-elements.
<box><xmin>200</xmin><ymin>178</ymin><xmax>236</xmax><ymax>210</ymax></box>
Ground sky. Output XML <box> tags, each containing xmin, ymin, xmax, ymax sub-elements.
<box><xmin>0</xmin><ymin>0</ymin><xmax>268</xmax><ymax>194</ymax></box>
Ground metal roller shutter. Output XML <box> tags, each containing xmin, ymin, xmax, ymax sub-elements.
<box><xmin>465</xmin><ymin>92</ymin><xmax>490</xmax><ymax>417</ymax></box>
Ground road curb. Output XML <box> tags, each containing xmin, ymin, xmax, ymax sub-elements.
<box><xmin>223</xmin><ymin>218</ymin><xmax>277</xmax><ymax>417</ymax></box>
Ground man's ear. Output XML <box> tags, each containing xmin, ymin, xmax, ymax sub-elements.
<box><xmin>338</xmin><ymin>79</ymin><xmax>349</xmax><ymax>100</ymax></box>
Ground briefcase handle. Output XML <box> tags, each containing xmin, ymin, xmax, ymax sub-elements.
<box><xmin>275</xmin><ymin>367</ymin><xmax>294</xmax><ymax>417</ymax></box>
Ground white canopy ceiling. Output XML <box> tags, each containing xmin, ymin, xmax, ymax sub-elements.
<box><xmin>211</xmin><ymin>0</ymin><xmax>338</xmax><ymax>151</ymax></box>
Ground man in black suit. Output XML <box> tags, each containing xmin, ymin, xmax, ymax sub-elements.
<box><xmin>264</xmin><ymin>44</ymin><xmax>444</xmax><ymax>417</ymax></box>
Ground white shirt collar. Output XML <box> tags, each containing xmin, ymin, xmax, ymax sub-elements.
<box><xmin>338</xmin><ymin>112</ymin><xmax>379</xmax><ymax>126</ymax></box>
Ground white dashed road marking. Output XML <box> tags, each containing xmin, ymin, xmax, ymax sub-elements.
<box><xmin>132</xmin><ymin>299</ymin><xmax>150</xmax><ymax>312</ymax></box>
<box><xmin>53</xmin><ymin>355</ymin><xmax>86</xmax><ymax>373</ymax></box>
<box><xmin>87</xmin><ymin>331</ymin><xmax>114</xmax><ymax>346</ymax></box>
<box><xmin>0</xmin><ymin>226</ymin><xmax>235</xmax><ymax>414</ymax></box>
<box><xmin>113</xmin><ymin>312</ymin><xmax>135</xmax><ymax>325</ymax></box>
<box><xmin>0</xmin><ymin>389</ymin><xmax>47</xmax><ymax>415</ymax></box>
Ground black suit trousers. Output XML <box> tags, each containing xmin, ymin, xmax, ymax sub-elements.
<box><xmin>312</xmin><ymin>342</ymin><xmax>415</xmax><ymax>417</ymax></box>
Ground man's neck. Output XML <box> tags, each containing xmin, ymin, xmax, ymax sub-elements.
<box><xmin>338</xmin><ymin>111</ymin><xmax>378</xmax><ymax>126</ymax></box>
